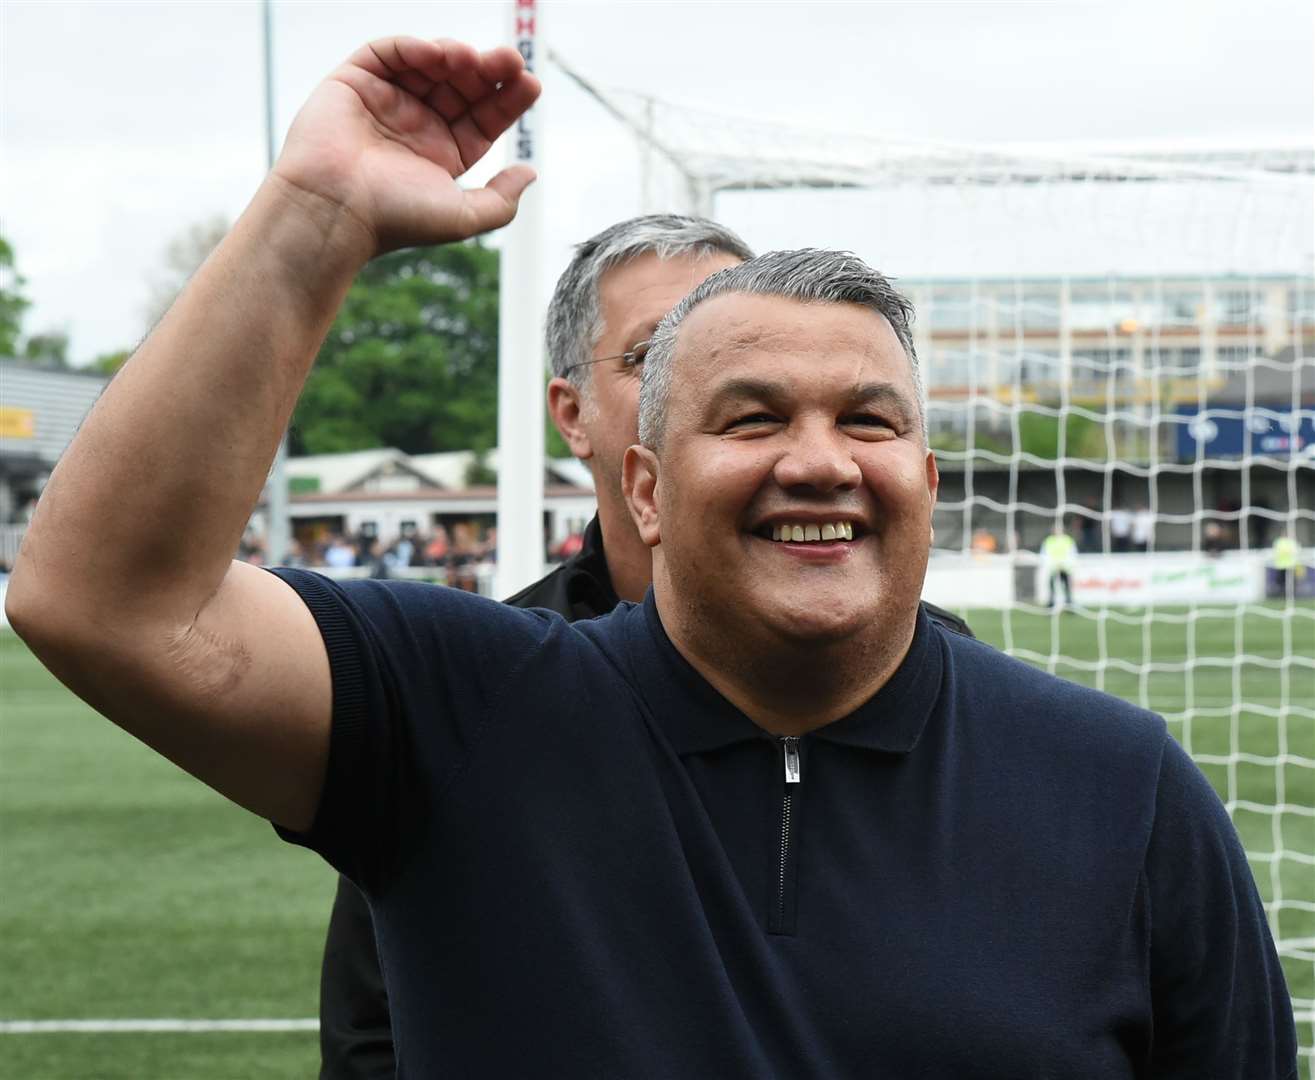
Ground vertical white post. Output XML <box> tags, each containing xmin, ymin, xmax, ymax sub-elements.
<box><xmin>263</xmin><ymin>0</ymin><xmax>290</xmax><ymax>566</ymax></box>
<box><xmin>495</xmin><ymin>0</ymin><xmax>546</xmax><ymax>598</ymax></box>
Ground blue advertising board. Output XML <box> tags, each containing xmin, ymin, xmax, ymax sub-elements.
<box><xmin>1175</xmin><ymin>406</ymin><xmax>1315</xmax><ymax>461</ymax></box>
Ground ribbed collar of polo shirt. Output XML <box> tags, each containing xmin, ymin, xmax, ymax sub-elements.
<box><xmin>626</xmin><ymin>590</ymin><xmax>943</xmax><ymax>756</ymax></box>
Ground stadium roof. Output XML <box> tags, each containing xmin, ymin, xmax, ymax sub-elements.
<box><xmin>285</xmin><ymin>448</ymin><xmax>594</xmax><ymax>496</ymax></box>
<box><xmin>0</xmin><ymin>361</ymin><xmax>108</xmax><ymax>469</ymax></box>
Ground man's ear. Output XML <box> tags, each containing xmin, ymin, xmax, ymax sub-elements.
<box><xmin>925</xmin><ymin>452</ymin><xmax>939</xmax><ymax>546</ymax></box>
<box><xmin>546</xmin><ymin>377</ymin><xmax>593</xmax><ymax>460</ymax></box>
<box><xmin>924</xmin><ymin>448</ymin><xmax>940</xmax><ymax>505</ymax></box>
<box><xmin>622</xmin><ymin>444</ymin><xmax>662</xmax><ymax>548</ymax></box>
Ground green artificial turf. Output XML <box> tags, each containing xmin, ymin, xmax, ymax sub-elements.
<box><xmin>1</xmin><ymin>631</ymin><xmax>334</xmax><ymax>1078</ymax></box>
<box><xmin>2</xmin><ymin>603</ymin><xmax>1311</xmax><ymax>1077</ymax></box>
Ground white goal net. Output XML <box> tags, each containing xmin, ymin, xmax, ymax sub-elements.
<box><xmin>560</xmin><ymin>60</ymin><xmax>1315</xmax><ymax>1061</ymax></box>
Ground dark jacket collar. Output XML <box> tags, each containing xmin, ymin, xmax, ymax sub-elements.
<box><xmin>626</xmin><ymin>590</ymin><xmax>942</xmax><ymax>757</ymax></box>
<box><xmin>502</xmin><ymin>516</ymin><xmax>620</xmax><ymax>620</ymax></box>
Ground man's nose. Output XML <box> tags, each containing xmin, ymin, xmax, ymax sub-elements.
<box><xmin>771</xmin><ymin>424</ymin><xmax>862</xmax><ymax>492</ymax></box>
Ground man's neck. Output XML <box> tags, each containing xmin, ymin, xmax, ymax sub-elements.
<box><xmin>659</xmin><ymin>592</ymin><xmax>918</xmax><ymax>737</ymax></box>
<box><xmin>595</xmin><ymin>499</ymin><xmax>653</xmax><ymax>604</ymax></box>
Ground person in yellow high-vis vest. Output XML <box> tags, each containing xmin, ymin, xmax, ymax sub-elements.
<box><xmin>1271</xmin><ymin>531</ymin><xmax>1303</xmax><ymax>599</ymax></box>
<box><xmin>1042</xmin><ymin>523</ymin><xmax>1079</xmax><ymax>610</ymax></box>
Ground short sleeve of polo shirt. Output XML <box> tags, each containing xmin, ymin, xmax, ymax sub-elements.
<box><xmin>268</xmin><ymin>568</ymin><xmax>563</xmax><ymax>891</ymax></box>
<box><xmin>1145</xmin><ymin>734</ymin><xmax>1297</xmax><ymax>1076</ymax></box>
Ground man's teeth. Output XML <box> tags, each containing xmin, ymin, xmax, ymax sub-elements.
<box><xmin>770</xmin><ymin>522</ymin><xmax>853</xmax><ymax>542</ymax></box>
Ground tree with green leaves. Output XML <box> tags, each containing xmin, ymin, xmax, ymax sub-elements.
<box><xmin>90</xmin><ymin>348</ymin><xmax>133</xmax><ymax>375</ymax></box>
<box><xmin>18</xmin><ymin>329</ymin><xmax>71</xmax><ymax>369</ymax></box>
<box><xmin>293</xmin><ymin>240</ymin><xmax>507</xmax><ymax>456</ymax></box>
<box><xmin>0</xmin><ymin>235</ymin><xmax>31</xmax><ymax>357</ymax></box>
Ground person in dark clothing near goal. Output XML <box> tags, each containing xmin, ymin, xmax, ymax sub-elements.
<box><xmin>318</xmin><ymin>212</ymin><xmax>977</xmax><ymax>1078</ymax></box>
<box><xmin>8</xmin><ymin>36</ymin><xmax>1292</xmax><ymax>1078</ymax></box>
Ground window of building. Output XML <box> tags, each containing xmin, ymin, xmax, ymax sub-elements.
<box><xmin>992</xmin><ymin>287</ymin><xmax>1061</xmax><ymax>331</ymax></box>
<box><xmin>1164</xmin><ymin>291</ymin><xmax>1205</xmax><ymax>326</ymax></box>
<box><xmin>928</xmin><ymin>291</ymin><xmax>981</xmax><ymax>331</ymax></box>
<box><xmin>1218</xmin><ymin>289</ymin><xmax>1262</xmax><ymax>325</ymax></box>
<box><xmin>1216</xmin><ymin>345</ymin><xmax>1253</xmax><ymax>369</ymax></box>
<box><xmin>1068</xmin><ymin>289</ymin><xmax>1136</xmax><ymax>332</ymax></box>
<box><xmin>1288</xmin><ymin>286</ymin><xmax>1315</xmax><ymax>327</ymax></box>
<box><xmin>1018</xmin><ymin>349</ymin><xmax>1062</xmax><ymax>386</ymax></box>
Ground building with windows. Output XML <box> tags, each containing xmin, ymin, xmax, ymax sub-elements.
<box><xmin>905</xmin><ymin>274</ymin><xmax>1314</xmax><ymax>409</ymax></box>
<box><xmin>901</xmin><ymin>275</ymin><xmax>1314</xmax><ymax>553</ymax></box>
<box><xmin>0</xmin><ymin>362</ymin><xmax>109</xmax><ymax>566</ymax></box>
<box><xmin>249</xmin><ymin>447</ymin><xmax>598</xmax><ymax>561</ymax></box>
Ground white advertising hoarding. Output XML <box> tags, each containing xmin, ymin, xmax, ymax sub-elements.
<box><xmin>1038</xmin><ymin>553</ymin><xmax>1264</xmax><ymax>606</ymax></box>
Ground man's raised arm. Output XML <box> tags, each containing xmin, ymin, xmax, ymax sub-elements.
<box><xmin>4</xmin><ymin>37</ymin><xmax>539</xmax><ymax>832</ymax></box>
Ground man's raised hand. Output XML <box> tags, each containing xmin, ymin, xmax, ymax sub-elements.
<box><xmin>273</xmin><ymin>37</ymin><xmax>541</xmax><ymax>259</ymax></box>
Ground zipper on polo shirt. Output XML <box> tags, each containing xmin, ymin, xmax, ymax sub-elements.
<box><xmin>768</xmin><ymin>736</ymin><xmax>802</xmax><ymax>936</ymax></box>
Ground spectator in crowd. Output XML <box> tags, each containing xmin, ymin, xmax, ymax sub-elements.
<box><xmin>389</xmin><ymin>525</ymin><xmax>416</xmax><ymax>570</ymax></box>
<box><xmin>1217</xmin><ymin>496</ymin><xmax>1242</xmax><ymax>548</ymax></box>
<box><xmin>969</xmin><ymin>527</ymin><xmax>998</xmax><ymax>555</ymax></box>
<box><xmin>1203</xmin><ymin>520</ymin><xmax>1228</xmax><ymax>557</ymax></box>
<box><xmin>1108</xmin><ymin>503</ymin><xmax>1133</xmax><ymax>552</ymax></box>
<box><xmin>1041</xmin><ymin>521</ymin><xmax>1078</xmax><ymax>610</ymax></box>
<box><xmin>351</xmin><ymin>526</ymin><xmax>377</xmax><ymax>566</ymax></box>
<box><xmin>365</xmin><ymin>538</ymin><xmax>390</xmax><ymax>580</ymax></box>
<box><xmin>1131</xmin><ymin>503</ymin><xmax>1154</xmax><ymax>553</ymax></box>
<box><xmin>422</xmin><ymin>523</ymin><xmax>449</xmax><ymax>566</ymax></box>
<box><xmin>553</xmin><ymin>530</ymin><xmax>586</xmax><ymax>561</ymax></box>
<box><xmin>323</xmin><ymin>534</ymin><xmax>356</xmax><ymax>569</ymax></box>
<box><xmin>237</xmin><ymin>527</ymin><xmax>263</xmax><ymax>565</ymax></box>
<box><xmin>446</xmin><ymin>521</ymin><xmax>482</xmax><ymax>592</ymax></box>
<box><xmin>282</xmin><ymin>538</ymin><xmax>307</xmax><ymax>569</ymax></box>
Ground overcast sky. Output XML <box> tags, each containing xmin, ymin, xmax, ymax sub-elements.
<box><xmin>2</xmin><ymin>0</ymin><xmax>1311</xmax><ymax>365</ymax></box>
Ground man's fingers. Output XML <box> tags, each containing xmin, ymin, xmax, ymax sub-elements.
<box><xmin>470</xmin><ymin>71</ymin><xmax>541</xmax><ymax>144</ymax></box>
<box><xmin>477</xmin><ymin>46</ymin><xmax>528</xmax><ymax>86</ymax></box>
<box><xmin>446</xmin><ymin>70</ymin><xmax>539</xmax><ymax>171</ymax></box>
<box><xmin>350</xmin><ymin>37</ymin><xmax>442</xmax><ymax>80</ymax></box>
<box><xmin>346</xmin><ymin>35</ymin><xmax>537</xmax><ymax>141</ymax></box>
<box><xmin>457</xmin><ymin>165</ymin><xmax>537</xmax><ymax>237</ymax></box>
<box><xmin>425</xmin><ymin>81</ymin><xmax>471</xmax><ymax>124</ymax></box>
<box><xmin>449</xmin><ymin>113</ymin><xmax>494</xmax><ymax>173</ymax></box>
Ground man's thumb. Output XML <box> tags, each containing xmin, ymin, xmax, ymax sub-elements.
<box><xmin>458</xmin><ymin>164</ymin><xmax>537</xmax><ymax>236</ymax></box>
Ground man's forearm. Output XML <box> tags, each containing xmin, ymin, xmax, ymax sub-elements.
<box><xmin>9</xmin><ymin>177</ymin><xmax>372</xmax><ymax>630</ymax></box>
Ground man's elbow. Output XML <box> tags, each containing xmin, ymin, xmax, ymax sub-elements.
<box><xmin>5</xmin><ymin>554</ymin><xmax>107</xmax><ymax>672</ymax></box>
<box><xmin>5</xmin><ymin>559</ymin><xmax>53</xmax><ymax>649</ymax></box>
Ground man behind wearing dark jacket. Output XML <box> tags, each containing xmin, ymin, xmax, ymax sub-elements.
<box><xmin>317</xmin><ymin>213</ymin><xmax>975</xmax><ymax>1077</ymax></box>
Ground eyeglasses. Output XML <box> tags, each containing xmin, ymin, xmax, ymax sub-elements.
<box><xmin>562</xmin><ymin>340</ymin><xmax>651</xmax><ymax>377</ymax></box>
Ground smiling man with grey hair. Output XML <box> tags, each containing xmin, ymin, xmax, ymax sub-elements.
<box><xmin>10</xmin><ymin>35</ymin><xmax>1293</xmax><ymax>1077</ymax></box>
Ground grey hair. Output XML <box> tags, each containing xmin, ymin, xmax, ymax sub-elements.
<box><xmin>637</xmin><ymin>249</ymin><xmax>925</xmax><ymax>450</ymax></box>
<box><xmin>544</xmin><ymin>214</ymin><xmax>755</xmax><ymax>391</ymax></box>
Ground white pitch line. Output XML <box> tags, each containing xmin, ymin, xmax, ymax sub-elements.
<box><xmin>0</xmin><ymin>1019</ymin><xmax>319</xmax><ymax>1034</ymax></box>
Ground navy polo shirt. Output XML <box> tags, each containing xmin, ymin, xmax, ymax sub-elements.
<box><xmin>274</xmin><ymin>569</ymin><xmax>1295</xmax><ymax>1079</ymax></box>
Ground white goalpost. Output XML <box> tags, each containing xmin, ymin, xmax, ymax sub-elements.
<box><xmin>495</xmin><ymin>0</ymin><xmax>547</xmax><ymax>600</ymax></box>
<box><xmin>555</xmin><ymin>58</ymin><xmax>1315</xmax><ymax>1058</ymax></box>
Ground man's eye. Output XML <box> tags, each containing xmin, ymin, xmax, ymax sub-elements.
<box><xmin>726</xmin><ymin>413</ymin><xmax>781</xmax><ymax>429</ymax></box>
<box><xmin>844</xmin><ymin>414</ymin><xmax>894</xmax><ymax>429</ymax></box>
